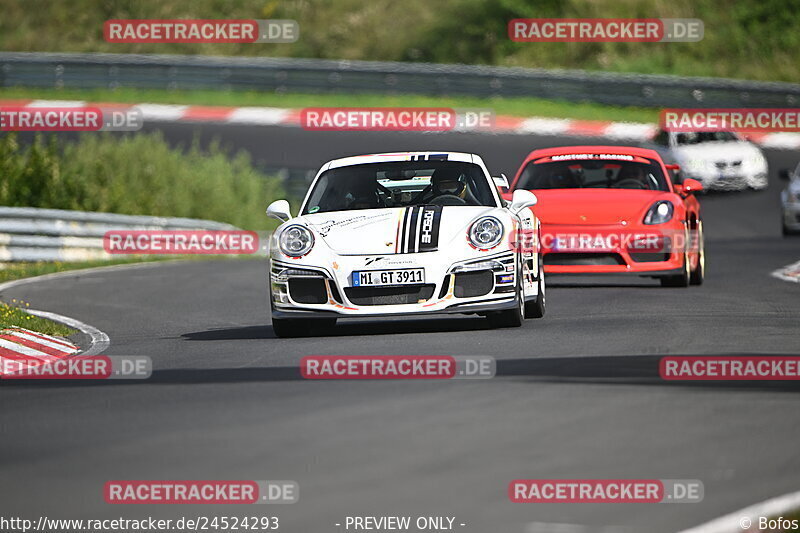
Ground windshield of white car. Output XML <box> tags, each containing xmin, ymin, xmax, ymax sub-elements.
<box><xmin>516</xmin><ymin>157</ymin><xmax>670</xmax><ymax>191</ymax></box>
<box><xmin>675</xmin><ymin>131</ymin><xmax>739</xmax><ymax>144</ymax></box>
<box><xmin>302</xmin><ymin>160</ymin><xmax>498</xmax><ymax>214</ymax></box>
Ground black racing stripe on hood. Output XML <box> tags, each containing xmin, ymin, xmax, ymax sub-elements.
<box><xmin>406</xmin><ymin>206</ymin><xmax>421</xmax><ymax>253</ymax></box>
<box><xmin>399</xmin><ymin>206</ymin><xmax>411</xmax><ymax>253</ymax></box>
<box><xmin>418</xmin><ymin>205</ymin><xmax>443</xmax><ymax>252</ymax></box>
<box><xmin>396</xmin><ymin>205</ymin><xmax>444</xmax><ymax>253</ymax></box>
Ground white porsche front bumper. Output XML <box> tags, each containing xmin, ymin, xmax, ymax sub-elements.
<box><xmin>270</xmin><ymin>250</ymin><xmax>531</xmax><ymax>318</ymax></box>
<box><xmin>688</xmin><ymin>163</ymin><xmax>768</xmax><ymax>191</ymax></box>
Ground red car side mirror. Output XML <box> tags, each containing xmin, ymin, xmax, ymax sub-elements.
<box><xmin>682</xmin><ymin>178</ymin><xmax>703</xmax><ymax>195</ymax></box>
<box><xmin>665</xmin><ymin>164</ymin><xmax>681</xmax><ymax>171</ymax></box>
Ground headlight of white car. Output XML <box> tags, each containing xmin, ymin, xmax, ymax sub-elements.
<box><xmin>469</xmin><ymin>217</ymin><xmax>504</xmax><ymax>249</ymax></box>
<box><xmin>747</xmin><ymin>153</ymin><xmax>766</xmax><ymax>169</ymax></box>
<box><xmin>643</xmin><ymin>201</ymin><xmax>674</xmax><ymax>225</ymax></box>
<box><xmin>684</xmin><ymin>158</ymin><xmax>710</xmax><ymax>173</ymax></box>
<box><xmin>279</xmin><ymin>225</ymin><xmax>315</xmax><ymax>257</ymax></box>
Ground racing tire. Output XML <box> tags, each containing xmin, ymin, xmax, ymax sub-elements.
<box><xmin>524</xmin><ymin>260</ymin><xmax>546</xmax><ymax>319</ymax></box>
<box><xmin>660</xmin><ymin>232</ymin><xmax>691</xmax><ymax>288</ymax></box>
<box><xmin>690</xmin><ymin>222</ymin><xmax>705</xmax><ymax>286</ymax></box>
<box><xmin>488</xmin><ymin>285</ymin><xmax>524</xmax><ymax>328</ymax></box>
<box><xmin>660</xmin><ymin>258</ymin><xmax>690</xmax><ymax>287</ymax></box>
<box><xmin>783</xmin><ymin>222</ymin><xmax>800</xmax><ymax>236</ymax></box>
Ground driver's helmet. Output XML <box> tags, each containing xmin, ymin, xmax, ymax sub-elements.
<box><xmin>617</xmin><ymin>164</ymin><xmax>646</xmax><ymax>183</ymax></box>
<box><xmin>431</xmin><ymin>167</ymin><xmax>466</xmax><ymax>199</ymax></box>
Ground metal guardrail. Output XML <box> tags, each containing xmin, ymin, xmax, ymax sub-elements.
<box><xmin>1</xmin><ymin>52</ymin><xmax>799</xmax><ymax>108</ymax></box>
<box><xmin>0</xmin><ymin>207</ymin><xmax>238</xmax><ymax>262</ymax></box>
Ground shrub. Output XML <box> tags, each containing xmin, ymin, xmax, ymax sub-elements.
<box><xmin>0</xmin><ymin>132</ymin><xmax>283</xmax><ymax>230</ymax></box>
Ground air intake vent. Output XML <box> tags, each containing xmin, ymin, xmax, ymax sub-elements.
<box><xmin>544</xmin><ymin>253</ymin><xmax>625</xmax><ymax>266</ymax></box>
<box><xmin>453</xmin><ymin>270</ymin><xmax>494</xmax><ymax>298</ymax></box>
<box><xmin>289</xmin><ymin>278</ymin><xmax>328</xmax><ymax>304</ymax></box>
<box><xmin>629</xmin><ymin>252</ymin><xmax>671</xmax><ymax>263</ymax></box>
<box><xmin>344</xmin><ymin>285</ymin><xmax>435</xmax><ymax>306</ymax></box>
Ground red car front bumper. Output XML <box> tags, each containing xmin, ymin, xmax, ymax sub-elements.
<box><xmin>541</xmin><ymin>223</ymin><xmax>689</xmax><ymax>275</ymax></box>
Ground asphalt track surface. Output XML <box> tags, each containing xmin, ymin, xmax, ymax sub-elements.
<box><xmin>2</xmin><ymin>124</ymin><xmax>800</xmax><ymax>533</ymax></box>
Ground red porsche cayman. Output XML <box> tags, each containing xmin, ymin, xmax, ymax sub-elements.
<box><xmin>507</xmin><ymin>146</ymin><xmax>704</xmax><ymax>287</ymax></box>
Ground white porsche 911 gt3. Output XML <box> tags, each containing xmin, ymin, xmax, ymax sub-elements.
<box><xmin>266</xmin><ymin>151</ymin><xmax>545</xmax><ymax>337</ymax></box>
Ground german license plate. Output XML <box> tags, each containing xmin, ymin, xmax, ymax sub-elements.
<box><xmin>351</xmin><ymin>268</ymin><xmax>425</xmax><ymax>287</ymax></box>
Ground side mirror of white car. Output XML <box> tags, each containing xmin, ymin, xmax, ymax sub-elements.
<box><xmin>266</xmin><ymin>200</ymin><xmax>292</xmax><ymax>222</ymax></box>
<box><xmin>510</xmin><ymin>189</ymin><xmax>537</xmax><ymax>214</ymax></box>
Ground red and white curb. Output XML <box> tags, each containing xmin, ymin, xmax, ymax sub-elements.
<box><xmin>0</xmin><ymin>271</ymin><xmax>114</xmax><ymax>373</ymax></box>
<box><xmin>0</xmin><ymin>326</ymin><xmax>79</xmax><ymax>375</ymax></box>
<box><xmin>3</xmin><ymin>98</ymin><xmax>800</xmax><ymax>149</ymax></box>
<box><xmin>771</xmin><ymin>259</ymin><xmax>800</xmax><ymax>283</ymax></box>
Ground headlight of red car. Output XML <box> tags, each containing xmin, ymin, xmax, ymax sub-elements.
<box><xmin>643</xmin><ymin>201</ymin><xmax>674</xmax><ymax>225</ymax></box>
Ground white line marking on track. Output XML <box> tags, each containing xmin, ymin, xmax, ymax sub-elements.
<box><xmin>135</xmin><ymin>104</ymin><xmax>189</xmax><ymax>121</ymax></box>
<box><xmin>602</xmin><ymin>121</ymin><xmax>657</xmax><ymax>140</ymax></box>
<box><xmin>524</xmin><ymin>522</ymin><xmax>632</xmax><ymax>533</ymax></box>
<box><xmin>516</xmin><ymin>117</ymin><xmax>572</xmax><ymax>135</ymax></box>
<box><xmin>27</xmin><ymin>309</ymin><xmax>110</xmax><ymax>356</ymax></box>
<box><xmin>676</xmin><ymin>490</ymin><xmax>800</xmax><ymax>533</ymax></box>
<box><xmin>771</xmin><ymin>259</ymin><xmax>800</xmax><ymax>283</ymax></box>
<box><xmin>228</xmin><ymin>107</ymin><xmax>291</xmax><ymax>125</ymax></box>
<box><xmin>27</xmin><ymin>100</ymin><xmax>87</xmax><ymax>108</ymax></box>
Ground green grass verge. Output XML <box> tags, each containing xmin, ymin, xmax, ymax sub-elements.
<box><xmin>0</xmin><ymin>87</ymin><xmax>660</xmax><ymax>123</ymax></box>
<box><xmin>1</xmin><ymin>131</ymin><xmax>284</xmax><ymax>231</ymax></box>
<box><xmin>0</xmin><ymin>299</ymin><xmax>75</xmax><ymax>337</ymax></box>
